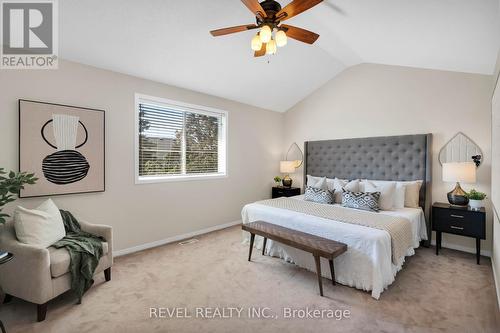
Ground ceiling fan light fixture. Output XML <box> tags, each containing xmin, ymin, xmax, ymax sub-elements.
<box><xmin>251</xmin><ymin>34</ymin><xmax>263</xmax><ymax>51</ymax></box>
<box><xmin>259</xmin><ymin>25</ymin><xmax>272</xmax><ymax>43</ymax></box>
<box><xmin>275</xmin><ymin>30</ymin><xmax>287</xmax><ymax>47</ymax></box>
<box><xmin>266</xmin><ymin>39</ymin><xmax>277</xmax><ymax>55</ymax></box>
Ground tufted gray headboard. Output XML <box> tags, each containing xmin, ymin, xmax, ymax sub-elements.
<box><xmin>304</xmin><ymin>134</ymin><xmax>432</xmax><ymax>246</ymax></box>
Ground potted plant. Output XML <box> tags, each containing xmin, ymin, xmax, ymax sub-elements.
<box><xmin>273</xmin><ymin>176</ymin><xmax>282</xmax><ymax>187</ymax></box>
<box><xmin>0</xmin><ymin>168</ymin><xmax>38</xmax><ymax>224</ymax></box>
<box><xmin>466</xmin><ymin>189</ymin><xmax>487</xmax><ymax>210</ymax></box>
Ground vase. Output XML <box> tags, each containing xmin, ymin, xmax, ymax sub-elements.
<box><xmin>468</xmin><ymin>199</ymin><xmax>484</xmax><ymax>210</ymax></box>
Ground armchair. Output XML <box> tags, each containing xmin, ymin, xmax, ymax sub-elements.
<box><xmin>0</xmin><ymin>219</ymin><xmax>113</xmax><ymax>321</ymax></box>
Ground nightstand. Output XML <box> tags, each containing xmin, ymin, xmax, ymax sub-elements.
<box><xmin>272</xmin><ymin>186</ymin><xmax>300</xmax><ymax>199</ymax></box>
<box><xmin>432</xmin><ymin>202</ymin><xmax>486</xmax><ymax>264</ymax></box>
<box><xmin>0</xmin><ymin>252</ymin><xmax>14</xmax><ymax>333</ymax></box>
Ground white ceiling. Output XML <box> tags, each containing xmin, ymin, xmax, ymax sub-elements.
<box><xmin>60</xmin><ymin>0</ymin><xmax>500</xmax><ymax>112</ymax></box>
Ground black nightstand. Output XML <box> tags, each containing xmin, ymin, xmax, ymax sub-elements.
<box><xmin>272</xmin><ymin>186</ymin><xmax>300</xmax><ymax>199</ymax></box>
<box><xmin>432</xmin><ymin>202</ymin><xmax>486</xmax><ymax>264</ymax></box>
<box><xmin>0</xmin><ymin>252</ymin><xmax>14</xmax><ymax>333</ymax></box>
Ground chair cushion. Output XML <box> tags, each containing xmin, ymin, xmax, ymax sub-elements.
<box><xmin>14</xmin><ymin>199</ymin><xmax>66</xmax><ymax>248</ymax></box>
<box><xmin>49</xmin><ymin>242</ymin><xmax>108</xmax><ymax>278</ymax></box>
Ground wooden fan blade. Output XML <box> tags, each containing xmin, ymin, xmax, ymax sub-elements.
<box><xmin>281</xmin><ymin>25</ymin><xmax>319</xmax><ymax>44</ymax></box>
<box><xmin>277</xmin><ymin>0</ymin><xmax>323</xmax><ymax>21</ymax></box>
<box><xmin>241</xmin><ymin>0</ymin><xmax>267</xmax><ymax>18</ymax></box>
<box><xmin>254</xmin><ymin>43</ymin><xmax>266</xmax><ymax>57</ymax></box>
<box><xmin>210</xmin><ymin>24</ymin><xmax>258</xmax><ymax>37</ymax></box>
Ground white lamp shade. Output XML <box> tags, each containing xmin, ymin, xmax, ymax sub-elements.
<box><xmin>266</xmin><ymin>39</ymin><xmax>277</xmax><ymax>55</ymax></box>
<box><xmin>275</xmin><ymin>30</ymin><xmax>287</xmax><ymax>47</ymax></box>
<box><xmin>442</xmin><ymin>162</ymin><xmax>476</xmax><ymax>183</ymax></box>
<box><xmin>251</xmin><ymin>34</ymin><xmax>262</xmax><ymax>51</ymax></box>
<box><xmin>280</xmin><ymin>161</ymin><xmax>295</xmax><ymax>173</ymax></box>
<box><xmin>259</xmin><ymin>25</ymin><xmax>272</xmax><ymax>43</ymax></box>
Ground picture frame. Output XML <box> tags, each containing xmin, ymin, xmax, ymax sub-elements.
<box><xmin>19</xmin><ymin>99</ymin><xmax>105</xmax><ymax>198</ymax></box>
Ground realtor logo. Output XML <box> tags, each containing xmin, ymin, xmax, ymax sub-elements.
<box><xmin>1</xmin><ymin>0</ymin><xmax>58</xmax><ymax>69</ymax></box>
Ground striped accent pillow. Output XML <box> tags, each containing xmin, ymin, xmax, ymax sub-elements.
<box><xmin>304</xmin><ymin>186</ymin><xmax>334</xmax><ymax>204</ymax></box>
<box><xmin>342</xmin><ymin>189</ymin><xmax>381</xmax><ymax>212</ymax></box>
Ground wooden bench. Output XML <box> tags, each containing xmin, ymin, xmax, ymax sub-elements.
<box><xmin>242</xmin><ymin>221</ymin><xmax>347</xmax><ymax>296</ymax></box>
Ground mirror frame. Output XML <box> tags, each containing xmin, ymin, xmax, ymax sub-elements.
<box><xmin>438</xmin><ymin>132</ymin><xmax>483</xmax><ymax>167</ymax></box>
<box><xmin>285</xmin><ymin>142</ymin><xmax>304</xmax><ymax>168</ymax></box>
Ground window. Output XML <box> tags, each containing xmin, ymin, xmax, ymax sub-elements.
<box><xmin>135</xmin><ymin>94</ymin><xmax>227</xmax><ymax>183</ymax></box>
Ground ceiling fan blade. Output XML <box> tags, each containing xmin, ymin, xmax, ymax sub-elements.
<box><xmin>241</xmin><ymin>0</ymin><xmax>267</xmax><ymax>19</ymax></box>
<box><xmin>277</xmin><ymin>0</ymin><xmax>323</xmax><ymax>21</ymax></box>
<box><xmin>210</xmin><ymin>24</ymin><xmax>258</xmax><ymax>37</ymax></box>
<box><xmin>254</xmin><ymin>43</ymin><xmax>267</xmax><ymax>57</ymax></box>
<box><xmin>281</xmin><ymin>25</ymin><xmax>319</xmax><ymax>44</ymax></box>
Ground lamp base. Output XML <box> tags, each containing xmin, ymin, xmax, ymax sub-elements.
<box><xmin>282</xmin><ymin>175</ymin><xmax>292</xmax><ymax>188</ymax></box>
<box><xmin>447</xmin><ymin>182</ymin><xmax>469</xmax><ymax>206</ymax></box>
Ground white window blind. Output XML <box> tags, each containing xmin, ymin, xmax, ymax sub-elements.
<box><xmin>136</xmin><ymin>96</ymin><xmax>227</xmax><ymax>182</ymax></box>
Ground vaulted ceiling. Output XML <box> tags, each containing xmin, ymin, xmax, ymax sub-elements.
<box><xmin>60</xmin><ymin>0</ymin><xmax>500</xmax><ymax>112</ymax></box>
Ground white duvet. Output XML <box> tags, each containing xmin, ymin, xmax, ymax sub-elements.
<box><xmin>241</xmin><ymin>195</ymin><xmax>428</xmax><ymax>299</ymax></box>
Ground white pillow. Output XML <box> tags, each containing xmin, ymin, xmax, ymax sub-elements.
<box><xmin>14</xmin><ymin>199</ymin><xmax>66</xmax><ymax>248</ymax></box>
<box><xmin>307</xmin><ymin>176</ymin><xmax>328</xmax><ymax>190</ymax></box>
<box><xmin>306</xmin><ymin>175</ymin><xmax>335</xmax><ymax>191</ymax></box>
<box><xmin>394</xmin><ymin>183</ymin><xmax>406</xmax><ymax>209</ymax></box>
<box><xmin>333</xmin><ymin>178</ymin><xmax>360</xmax><ymax>204</ymax></box>
<box><xmin>361</xmin><ymin>179</ymin><xmax>421</xmax><ymax>208</ymax></box>
<box><xmin>401</xmin><ymin>180</ymin><xmax>423</xmax><ymax>208</ymax></box>
<box><xmin>364</xmin><ymin>181</ymin><xmax>396</xmax><ymax>211</ymax></box>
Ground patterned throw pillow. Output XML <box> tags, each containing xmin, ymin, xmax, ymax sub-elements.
<box><xmin>341</xmin><ymin>189</ymin><xmax>381</xmax><ymax>212</ymax></box>
<box><xmin>304</xmin><ymin>186</ymin><xmax>335</xmax><ymax>204</ymax></box>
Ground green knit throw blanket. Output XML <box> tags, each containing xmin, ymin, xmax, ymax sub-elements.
<box><xmin>52</xmin><ymin>210</ymin><xmax>104</xmax><ymax>303</ymax></box>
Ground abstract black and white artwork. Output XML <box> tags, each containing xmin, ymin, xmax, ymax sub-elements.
<box><xmin>19</xmin><ymin>100</ymin><xmax>105</xmax><ymax>197</ymax></box>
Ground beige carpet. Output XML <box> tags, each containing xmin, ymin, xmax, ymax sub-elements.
<box><xmin>0</xmin><ymin>226</ymin><xmax>499</xmax><ymax>333</ymax></box>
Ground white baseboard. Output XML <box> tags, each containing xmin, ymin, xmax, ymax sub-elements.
<box><xmin>114</xmin><ymin>220</ymin><xmax>242</xmax><ymax>257</ymax></box>
<box><xmin>430</xmin><ymin>240</ymin><xmax>491</xmax><ymax>258</ymax></box>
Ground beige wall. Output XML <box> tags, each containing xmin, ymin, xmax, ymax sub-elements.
<box><xmin>0</xmin><ymin>60</ymin><xmax>284</xmax><ymax>251</ymax></box>
<box><xmin>492</xmin><ymin>51</ymin><xmax>500</xmax><ymax>307</ymax></box>
<box><xmin>284</xmin><ymin>63</ymin><xmax>493</xmax><ymax>254</ymax></box>
<box><xmin>0</xmin><ymin>60</ymin><xmax>496</xmax><ymax>260</ymax></box>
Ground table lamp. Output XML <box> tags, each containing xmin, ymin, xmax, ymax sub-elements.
<box><xmin>442</xmin><ymin>162</ymin><xmax>476</xmax><ymax>206</ymax></box>
<box><xmin>280</xmin><ymin>161</ymin><xmax>295</xmax><ymax>187</ymax></box>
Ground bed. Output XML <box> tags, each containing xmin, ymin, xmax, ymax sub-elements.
<box><xmin>241</xmin><ymin>134</ymin><xmax>432</xmax><ymax>299</ymax></box>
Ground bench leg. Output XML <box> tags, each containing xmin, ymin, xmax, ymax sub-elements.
<box><xmin>262</xmin><ymin>237</ymin><xmax>267</xmax><ymax>256</ymax></box>
<box><xmin>248</xmin><ymin>233</ymin><xmax>255</xmax><ymax>262</ymax></box>
<box><xmin>329</xmin><ymin>260</ymin><xmax>336</xmax><ymax>285</ymax></box>
<box><xmin>313</xmin><ymin>255</ymin><xmax>324</xmax><ymax>297</ymax></box>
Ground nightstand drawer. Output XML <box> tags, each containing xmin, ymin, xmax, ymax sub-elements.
<box><xmin>274</xmin><ymin>189</ymin><xmax>286</xmax><ymax>195</ymax></box>
<box><xmin>272</xmin><ymin>187</ymin><xmax>300</xmax><ymax>199</ymax></box>
<box><xmin>432</xmin><ymin>208</ymin><xmax>485</xmax><ymax>239</ymax></box>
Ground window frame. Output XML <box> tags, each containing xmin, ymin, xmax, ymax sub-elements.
<box><xmin>134</xmin><ymin>93</ymin><xmax>228</xmax><ymax>184</ymax></box>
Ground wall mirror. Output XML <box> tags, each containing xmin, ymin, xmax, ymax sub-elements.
<box><xmin>439</xmin><ymin>132</ymin><xmax>483</xmax><ymax>167</ymax></box>
<box><xmin>285</xmin><ymin>142</ymin><xmax>303</xmax><ymax>168</ymax></box>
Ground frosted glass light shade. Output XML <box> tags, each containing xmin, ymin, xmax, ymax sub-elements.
<box><xmin>251</xmin><ymin>34</ymin><xmax>262</xmax><ymax>51</ymax></box>
<box><xmin>275</xmin><ymin>30</ymin><xmax>287</xmax><ymax>47</ymax></box>
<box><xmin>442</xmin><ymin>162</ymin><xmax>476</xmax><ymax>183</ymax></box>
<box><xmin>259</xmin><ymin>25</ymin><xmax>272</xmax><ymax>43</ymax></box>
<box><xmin>280</xmin><ymin>161</ymin><xmax>295</xmax><ymax>174</ymax></box>
<box><xmin>266</xmin><ymin>39</ymin><xmax>277</xmax><ymax>55</ymax></box>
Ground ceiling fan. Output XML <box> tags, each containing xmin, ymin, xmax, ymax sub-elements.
<box><xmin>210</xmin><ymin>0</ymin><xmax>323</xmax><ymax>57</ymax></box>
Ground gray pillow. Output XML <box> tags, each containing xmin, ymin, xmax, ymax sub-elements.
<box><xmin>304</xmin><ymin>186</ymin><xmax>335</xmax><ymax>204</ymax></box>
<box><xmin>341</xmin><ymin>189</ymin><xmax>381</xmax><ymax>212</ymax></box>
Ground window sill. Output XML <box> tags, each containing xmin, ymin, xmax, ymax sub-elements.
<box><xmin>135</xmin><ymin>173</ymin><xmax>227</xmax><ymax>184</ymax></box>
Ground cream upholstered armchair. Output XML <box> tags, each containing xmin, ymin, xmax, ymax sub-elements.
<box><xmin>0</xmin><ymin>220</ymin><xmax>113</xmax><ymax>322</ymax></box>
